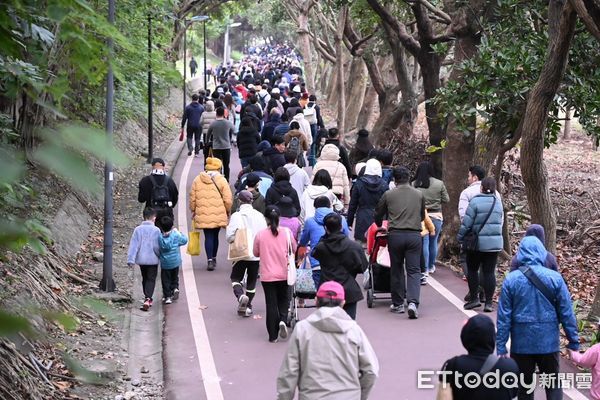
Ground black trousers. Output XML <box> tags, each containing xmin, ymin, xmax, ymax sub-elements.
<box><xmin>511</xmin><ymin>352</ymin><xmax>562</xmax><ymax>400</ymax></box>
<box><xmin>387</xmin><ymin>231</ymin><xmax>422</xmax><ymax>306</ymax></box>
<box><xmin>161</xmin><ymin>267</ymin><xmax>179</xmax><ymax>298</ymax></box>
<box><xmin>139</xmin><ymin>265</ymin><xmax>158</xmax><ymax>300</ymax></box>
<box><xmin>154</xmin><ymin>207</ymin><xmax>174</xmax><ymax>232</ymax></box>
<box><xmin>186</xmin><ymin>126</ymin><xmax>202</xmax><ymax>154</ymax></box>
<box><xmin>230</xmin><ymin>260</ymin><xmax>259</xmax><ymax>305</ymax></box>
<box><xmin>261</xmin><ymin>280</ymin><xmax>289</xmax><ymax>341</ymax></box>
<box><xmin>343</xmin><ymin>302</ymin><xmax>358</xmax><ymax>320</ymax></box>
<box><xmin>212</xmin><ymin>148</ymin><xmax>231</xmax><ymax>182</ymax></box>
<box><xmin>466</xmin><ymin>251</ymin><xmax>498</xmax><ymax>303</ymax></box>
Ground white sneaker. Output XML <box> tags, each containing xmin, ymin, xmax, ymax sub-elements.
<box><xmin>278</xmin><ymin>321</ymin><xmax>288</xmax><ymax>340</ymax></box>
<box><xmin>244</xmin><ymin>307</ymin><xmax>253</xmax><ymax>317</ymax></box>
<box><xmin>173</xmin><ymin>288</ymin><xmax>180</xmax><ymax>300</ymax></box>
<box><xmin>165</xmin><ymin>297</ymin><xmax>173</xmax><ymax>304</ymax></box>
<box><xmin>429</xmin><ymin>266</ymin><xmax>436</xmax><ymax>274</ymax></box>
<box><xmin>237</xmin><ymin>294</ymin><xmax>249</xmax><ymax>315</ymax></box>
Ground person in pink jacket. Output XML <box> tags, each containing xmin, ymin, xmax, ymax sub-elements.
<box><xmin>253</xmin><ymin>205</ymin><xmax>297</xmax><ymax>343</ymax></box>
<box><xmin>569</xmin><ymin>327</ymin><xmax>600</xmax><ymax>400</ymax></box>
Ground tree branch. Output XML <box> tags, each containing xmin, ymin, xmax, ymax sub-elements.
<box><xmin>404</xmin><ymin>0</ymin><xmax>452</xmax><ymax>24</ymax></box>
<box><xmin>366</xmin><ymin>0</ymin><xmax>421</xmax><ymax>55</ymax></box>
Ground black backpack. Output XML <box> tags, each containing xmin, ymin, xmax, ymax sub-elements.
<box><xmin>149</xmin><ymin>175</ymin><xmax>171</xmax><ymax>208</ymax></box>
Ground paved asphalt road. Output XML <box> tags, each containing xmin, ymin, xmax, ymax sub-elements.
<box><xmin>161</xmin><ymin>146</ymin><xmax>590</xmax><ymax>400</ymax></box>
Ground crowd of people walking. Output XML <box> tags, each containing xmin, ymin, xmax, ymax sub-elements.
<box><xmin>126</xmin><ymin>43</ymin><xmax>598</xmax><ymax>400</ymax></box>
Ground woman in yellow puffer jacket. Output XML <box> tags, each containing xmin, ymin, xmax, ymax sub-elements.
<box><xmin>189</xmin><ymin>157</ymin><xmax>233</xmax><ymax>270</ymax></box>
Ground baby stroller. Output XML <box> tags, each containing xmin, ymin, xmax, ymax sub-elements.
<box><xmin>364</xmin><ymin>223</ymin><xmax>392</xmax><ymax>308</ymax></box>
<box><xmin>287</xmin><ymin>258</ymin><xmax>317</xmax><ymax>330</ymax></box>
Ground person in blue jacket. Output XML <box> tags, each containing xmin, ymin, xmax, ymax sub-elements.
<box><xmin>497</xmin><ymin>235</ymin><xmax>579</xmax><ymax>400</ymax></box>
<box><xmin>298</xmin><ymin>196</ymin><xmax>349</xmax><ymax>290</ymax></box>
<box><xmin>158</xmin><ymin>216</ymin><xmax>188</xmax><ymax>305</ymax></box>
<box><xmin>457</xmin><ymin>177</ymin><xmax>504</xmax><ymax>312</ymax></box>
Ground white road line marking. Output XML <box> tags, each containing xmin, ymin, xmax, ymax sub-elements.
<box><xmin>177</xmin><ymin>156</ymin><xmax>224</xmax><ymax>400</ymax></box>
<box><xmin>428</xmin><ymin>275</ymin><xmax>587</xmax><ymax>400</ymax></box>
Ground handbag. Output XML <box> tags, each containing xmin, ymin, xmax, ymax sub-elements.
<box><xmin>463</xmin><ymin>197</ymin><xmax>497</xmax><ymax>252</ymax></box>
<box><xmin>376</xmin><ymin>244</ymin><xmax>391</xmax><ymax>267</ymax></box>
<box><xmin>179</xmin><ymin>129</ymin><xmax>184</xmax><ymax>142</ymax></box>
<box><xmin>187</xmin><ymin>219</ymin><xmax>201</xmax><ymax>256</ymax></box>
<box><xmin>295</xmin><ymin>257</ymin><xmax>316</xmax><ymax>294</ymax></box>
<box><xmin>286</xmin><ymin>228</ymin><xmax>297</xmax><ymax>286</ymax></box>
<box><xmin>228</xmin><ymin>216</ymin><xmax>252</xmax><ymax>261</ymax></box>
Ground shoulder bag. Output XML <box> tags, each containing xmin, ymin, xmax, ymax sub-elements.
<box><xmin>228</xmin><ymin>215</ymin><xmax>252</xmax><ymax>261</ymax></box>
<box><xmin>286</xmin><ymin>228</ymin><xmax>297</xmax><ymax>286</ymax></box>
<box><xmin>463</xmin><ymin>196</ymin><xmax>496</xmax><ymax>252</ymax></box>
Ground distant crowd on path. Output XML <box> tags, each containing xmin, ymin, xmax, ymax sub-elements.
<box><xmin>129</xmin><ymin>43</ymin><xmax>599</xmax><ymax>400</ymax></box>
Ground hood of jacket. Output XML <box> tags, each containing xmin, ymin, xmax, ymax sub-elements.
<box><xmin>320</xmin><ymin>231</ymin><xmax>351</xmax><ymax>255</ymax></box>
<box><xmin>306</xmin><ymin>185</ymin><xmax>330</xmax><ymax>200</ymax></box>
<box><xmin>292</xmin><ymin>113</ymin><xmax>306</xmax><ymax>122</ymax></box>
<box><xmin>320</xmin><ymin>144</ymin><xmax>340</xmax><ymax>161</ymax></box>
<box><xmin>271</xmin><ymin>180</ymin><xmax>295</xmax><ymax>197</ymax></box>
<box><xmin>198</xmin><ymin>171</ymin><xmax>219</xmax><ymax>185</ymax></box>
<box><xmin>287</xmin><ymin>129</ymin><xmax>303</xmax><ymax>138</ymax></box>
<box><xmin>460</xmin><ymin>314</ymin><xmax>496</xmax><ymax>356</ymax></box>
<box><xmin>263</xmin><ymin>147</ymin><xmax>282</xmax><ymax>157</ymax></box>
<box><xmin>268</xmin><ymin>114</ymin><xmax>281</xmax><ymax>124</ymax></box>
<box><xmin>285</xmin><ymin>163</ymin><xmax>300</xmax><ymax>176</ymax></box>
<box><xmin>189</xmin><ymin>102</ymin><xmax>203</xmax><ymax>111</ymax></box>
<box><xmin>314</xmin><ymin>207</ymin><xmax>334</xmax><ymax>226</ymax></box>
<box><xmin>360</xmin><ymin>175</ymin><xmax>385</xmax><ymax>192</ymax></box>
<box><xmin>516</xmin><ymin>236</ymin><xmax>548</xmax><ymax>267</ymax></box>
<box><xmin>307</xmin><ymin>306</ymin><xmax>355</xmax><ymax>333</ymax></box>
<box><xmin>525</xmin><ymin>224</ymin><xmax>546</xmax><ymax>246</ymax></box>
<box><xmin>364</xmin><ymin>159</ymin><xmax>382</xmax><ymax>177</ymax></box>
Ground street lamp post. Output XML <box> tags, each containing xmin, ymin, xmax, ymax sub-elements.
<box><xmin>223</xmin><ymin>22</ymin><xmax>241</xmax><ymax>66</ymax></box>
<box><xmin>147</xmin><ymin>13</ymin><xmax>153</xmax><ymax>164</ymax></box>
<box><xmin>203</xmin><ymin>19</ymin><xmax>207</xmax><ymax>92</ymax></box>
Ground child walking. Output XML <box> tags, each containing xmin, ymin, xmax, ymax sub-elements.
<box><xmin>158</xmin><ymin>216</ymin><xmax>188</xmax><ymax>304</ymax></box>
<box><xmin>569</xmin><ymin>322</ymin><xmax>600</xmax><ymax>400</ymax></box>
<box><xmin>127</xmin><ymin>208</ymin><xmax>161</xmax><ymax>311</ymax></box>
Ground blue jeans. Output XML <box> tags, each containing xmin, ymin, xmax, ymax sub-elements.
<box><xmin>203</xmin><ymin>228</ymin><xmax>220</xmax><ymax>260</ymax></box>
<box><xmin>308</xmin><ymin>124</ymin><xmax>317</xmax><ymax>166</ymax></box>
<box><xmin>423</xmin><ymin>218</ymin><xmax>443</xmax><ymax>272</ymax></box>
<box><xmin>311</xmin><ymin>269</ymin><xmax>321</xmax><ymax>290</ymax></box>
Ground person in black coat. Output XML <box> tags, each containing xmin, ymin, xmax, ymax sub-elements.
<box><xmin>265</xmin><ymin>167</ymin><xmax>301</xmax><ymax>216</ymax></box>
<box><xmin>236</xmin><ymin>117</ymin><xmax>261</xmax><ymax>168</ymax></box>
<box><xmin>262</xmin><ymin>135</ymin><xmax>286</xmax><ymax>174</ymax></box>
<box><xmin>347</xmin><ymin>159</ymin><xmax>389</xmax><ymax>243</ymax></box>
<box><xmin>138</xmin><ymin>158</ymin><xmax>179</xmax><ymax>231</ymax></box>
<box><xmin>261</xmin><ymin>110</ymin><xmax>282</xmax><ymax>144</ymax></box>
<box><xmin>349</xmin><ymin>129</ymin><xmax>374</xmax><ymax>173</ymax></box>
<box><xmin>312</xmin><ymin>212</ymin><xmax>368</xmax><ymax>320</ymax></box>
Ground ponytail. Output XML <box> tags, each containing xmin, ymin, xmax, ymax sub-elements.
<box><xmin>265</xmin><ymin>206</ymin><xmax>280</xmax><ymax>236</ymax></box>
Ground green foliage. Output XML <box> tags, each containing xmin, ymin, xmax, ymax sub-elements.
<box><xmin>434</xmin><ymin>0</ymin><xmax>600</xmax><ymax>146</ymax></box>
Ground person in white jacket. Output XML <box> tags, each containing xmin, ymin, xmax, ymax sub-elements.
<box><xmin>300</xmin><ymin>169</ymin><xmax>344</xmax><ymax>223</ymax></box>
<box><xmin>291</xmin><ymin>111</ymin><xmax>312</xmax><ymax>146</ymax></box>
<box><xmin>313</xmin><ymin>144</ymin><xmax>351</xmax><ymax>208</ymax></box>
<box><xmin>226</xmin><ymin>190</ymin><xmax>267</xmax><ymax>317</ymax></box>
<box><xmin>277</xmin><ymin>281</ymin><xmax>379</xmax><ymax>400</ymax></box>
<box><xmin>284</xmin><ymin>150</ymin><xmax>310</xmax><ymax>198</ymax></box>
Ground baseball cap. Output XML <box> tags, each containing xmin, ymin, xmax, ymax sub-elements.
<box><xmin>316</xmin><ymin>281</ymin><xmax>345</xmax><ymax>301</ymax></box>
<box><xmin>245</xmin><ymin>172</ymin><xmax>261</xmax><ymax>187</ymax></box>
<box><xmin>238</xmin><ymin>190</ymin><xmax>253</xmax><ymax>204</ymax></box>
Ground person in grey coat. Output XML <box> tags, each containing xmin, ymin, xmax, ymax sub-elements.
<box><xmin>277</xmin><ymin>281</ymin><xmax>379</xmax><ymax>400</ymax></box>
<box><xmin>458</xmin><ymin>177</ymin><xmax>504</xmax><ymax>312</ymax></box>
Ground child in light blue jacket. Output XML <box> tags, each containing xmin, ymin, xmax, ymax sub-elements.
<box><xmin>127</xmin><ymin>208</ymin><xmax>161</xmax><ymax>311</ymax></box>
<box><xmin>158</xmin><ymin>216</ymin><xmax>188</xmax><ymax>304</ymax></box>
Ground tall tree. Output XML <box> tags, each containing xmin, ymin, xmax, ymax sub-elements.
<box><xmin>520</xmin><ymin>0</ymin><xmax>578</xmax><ymax>252</ymax></box>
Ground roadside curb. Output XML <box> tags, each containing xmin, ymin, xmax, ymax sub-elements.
<box><xmin>124</xmin><ymin>123</ymin><xmax>185</xmax><ymax>393</ymax></box>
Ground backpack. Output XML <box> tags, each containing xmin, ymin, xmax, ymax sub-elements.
<box><xmin>303</xmin><ymin>104</ymin><xmax>317</xmax><ymax>125</ymax></box>
<box><xmin>149</xmin><ymin>175</ymin><xmax>170</xmax><ymax>208</ymax></box>
<box><xmin>258</xmin><ymin>92</ymin><xmax>268</xmax><ymax>108</ymax></box>
<box><xmin>287</xmin><ymin>136</ymin><xmax>306</xmax><ymax>168</ymax></box>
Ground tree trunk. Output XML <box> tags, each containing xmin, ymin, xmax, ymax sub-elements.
<box><xmin>320</xmin><ymin>62</ymin><xmax>332</xmax><ymax>96</ymax></box>
<box><xmin>591</xmin><ymin>285</ymin><xmax>600</xmax><ymax>319</ymax></box>
<box><xmin>419</xmin><ymin>53</ymin><xmax>443</xmax><ymax>178</ymax></box>
<box><xmin>473</xmin><ymin>128</ymin><xmax>507</xmax><ymax>174</ymax></box>
<box><xmin>569</xmin><ymin>0</ymin><xmax>600</xmax><ymax>42</ymax></box>
<box><xmin>563</xmin><ymin>107</ymin><xmax>572</xmax><ymax>139</ymax></box>
<box><xmin>357</xmin><ymin>84</ymin><xmax>377</xmax><ymax>130</ymax></box>
<box><xmin>344</xmin><ymin>57</ymin><xmax>367</xmax><ymax>132</ymax></box>
<box><xmin>335</xmin><ymin>5</ymin><xmax>349</xmax><ymax>136</ymax></box>
<box><xmin>440</xmin><ymin>29</ymin><xmax>481</xmax><ymax>257</ymax></box>
<box><xmin>520</xmin><ymin>0</ymin><xmax>576</xmax><ymax>253</ymax></box>
<box><xmin>327</xmin><ymin>63</ymin><xmax>339</xmax><ymax>107</ymax></box>
<box><xmin>297</xmin><ymin>10</ymin><xmax>316</xmax><ymax>92</ymax></box>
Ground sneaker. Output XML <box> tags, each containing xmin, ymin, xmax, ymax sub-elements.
<box><xmin>484</xmin><ymin>303</ymin><xmax>494</xmax><ymax>312</ymax></box>
<box><xmin>244</xmin><ymin>306</ymin><xmax>253</xmax><ymax>317</ymax></box>
<box><xmin>207</xmin><ymin>259</ymin><xmax>215</xmax><ymax>271</ymax></box>
<box><xmin>278</xmin><ymin>321</ymin><xmax>288</xmax><ymax>340</ymax></box>
<box><xmin>269</xmin><ymin>338</ymin><xmax>279</xmax><ymax>343</ymax></box>
<box><xmin>464</xmin><ymin>300</ymin><xmax>481</xmax><ymax>310</ymax></box>
<box><xmin>407</xmin><ymin>303</ymin><xmax>418</xmax><ymax>319</ymax></box>
<box><xmin>165</xmin><ymin>297</ymin><xmax>173</xmax><ymax>305</ymax></box>
<box><xmin>238</xmin><ymin>294</ymin><xmax>249</xmax><ymax>315</ymax></box>
<box><xmin>141</xmin><ymin>299</ymin><xmax>151</xmax><ymax>311</ymax></box>
<box><xmin>148</xmin><ymin>298</ymin><xmax>153</xmax><ymax>307</ymax></box>
<box><xmin>429</xmin><ymin>266</ymin><xmax>436</xmax><ymax>274</ymax></box>
<box><xmin>420</xmin><ymin>274</ymin><xmax>428</xmax><ymax>285</ymax></box>
<box><xmin>464</xmin><ymin>292</ymin><xmax>472</xmax><ymax>302</ymax></box>
<box><xmin>172</xmin><ymin>288</ymin><xmax>180</xmax><ymax>300</ymax></box>
<box><xmin>479</xmin><ymin>288</ymin><xmax>485</xmax><ymax>303</ymax></box>
<box><xmin>188</xmin><ymin>151</ymin><xmax>192</xmax><ymax>156</ymax></box>
<box><xmin>390</xmin><ymin>304</ymin><xmax>405</xmax><ymax>314</ymax></box>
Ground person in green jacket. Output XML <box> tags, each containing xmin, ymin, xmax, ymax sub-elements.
<box><xmin>412</xmin><ymin>161</ymin><xmax>449</xmax><ymax>275</ymax></box>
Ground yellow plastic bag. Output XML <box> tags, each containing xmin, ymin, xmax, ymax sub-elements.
<box><xmin>187</xmin><ymin>220</ymin><xmax>201</xmax><ymax>256</ymax></box>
